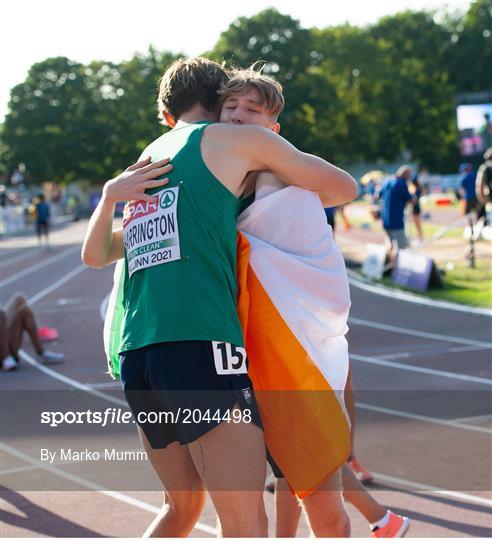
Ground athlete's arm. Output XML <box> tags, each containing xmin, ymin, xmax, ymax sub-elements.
<box><xmin>81</xmin><ymin>157</ymin><xmax>172</xmax><ymax>269</ymax></box>
<box><xmin>203</xmin><ymin>125</ymin><xmax>358</xmax><ymax>206</ymax></box>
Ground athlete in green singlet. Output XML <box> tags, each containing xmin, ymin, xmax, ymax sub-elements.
<box><xmin>82</xmin><ymin>57</ymin><xmax>357</xmax><ymax>537</ymax></box>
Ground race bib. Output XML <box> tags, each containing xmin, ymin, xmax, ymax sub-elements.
<box><xmin>212</xmin><ymin>342</ymin><xmax>248</xmax><ymax>375</ymax></box>
<box><xmin>123</xmin><ymin>187</ymin><xmax>181</xmax><ymax>278</ymax></box>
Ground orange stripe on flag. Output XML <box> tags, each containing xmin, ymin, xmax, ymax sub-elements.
<box><xmin>237</xmin><ymin>232</ymin><xmax>350</xmax><ymax>498</ymax></box>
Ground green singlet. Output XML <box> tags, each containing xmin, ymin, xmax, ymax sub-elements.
<box><xmin>119</xmin><ymin>122</ymin><xmax>244</xmax><ymax>352</ymax></box>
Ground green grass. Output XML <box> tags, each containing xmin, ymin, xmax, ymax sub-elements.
<box><xmin>417</xmin><ymin>222</ymin><xmax>464</xmax><ymax>240</ymax></box>
<box><xmin>379</xmin><ymin>259</ymin><xmax>492</xmax><ymax>308</ymax></box>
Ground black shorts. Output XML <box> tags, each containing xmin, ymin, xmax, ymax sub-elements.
<box><xmin>36</xmin><ymin>222</ymin><xmax>49</xmax><ymax>236</ymax></box>
<box><xmin>465</xmin><ymin>198</ymin><xmax>477</xmax><ymax>214</ymax></box>
<box><xmin>267</xmin><ymin>448</ymin><xmax>285</xmax><ymax>479</ymax></box>
<box><xmin>120</xmin><ymin>340</ymin><xmax>263</xmax><ymax>449</ymax></box>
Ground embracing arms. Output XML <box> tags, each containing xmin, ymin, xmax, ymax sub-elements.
<box><xmin>202</xmin><ymin>124</ymin><xmax>358</xmax><ymax>207</ymax></box>
<box><xmin>81</xmin><ymin>157</ymin><xmax>172</xmax><ymax>268</ymax></box>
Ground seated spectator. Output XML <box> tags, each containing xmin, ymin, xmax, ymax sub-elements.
<box><xmin>0</xmin><ymin>293</ymin><xmax>64</xmax><ymax>371</ymax></box>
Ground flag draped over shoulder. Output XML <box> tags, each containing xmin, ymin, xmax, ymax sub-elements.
<box><xmin>236</xmin><ymin>178</ymin><xmax>351</xmax><ymax>497</ymax></box>
<box><xmin>103</xmin><ymin>259</ymin><xmax>125</xmax><ymax>379</ymax></box>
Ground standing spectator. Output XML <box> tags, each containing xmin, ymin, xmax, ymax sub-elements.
<box><xmin>458</xmin><ymin>163</ymin><xmax>477</xmax><ymax>214</ymax></box>
<box><xmin>0</xmin><ymin>185</ymin><xmax>6</xmax><ymax>207</ymax></box>
<box><xmin>458</xmin><ymin>162</ymin><xmax>486</xmax><ymax>227</ymax></box>
<box><xmin>35</xmin><ymin>194</ymin><xmax>50</xmax><ymax>248</ymax></box>
<box><xmin>379</xmin><ymin>166</ymin><xmax>414</xmax><ymax>256</ymax></box>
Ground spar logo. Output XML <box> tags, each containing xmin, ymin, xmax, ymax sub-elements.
<box><xmin>159</xmin><ymin>189</ymin><xmax>176</xmax><ymax>209</ymax></box>
<box><xmin>123</xmin><ymin>196</ymin><xmax>159</xmax><ymax>227</ymax></box>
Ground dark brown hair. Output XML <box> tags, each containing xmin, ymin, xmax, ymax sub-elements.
<box><xmin>157</xmin><ymin>57</ymin><xmax>229</xmax><ymax>124</ymax></box>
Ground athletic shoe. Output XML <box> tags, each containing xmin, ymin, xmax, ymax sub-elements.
<box><xmin>347</xmin><ymin>458</ymin><xmax>374</xmax><ymax>483</ymax></box>
<box><xmin>372</xmin><ymin>512</ymin><xmax>410</xmax><ymax>538</ymax></box>
<box><xmin>2</xmin><ymin>356</ymin><xmax>18</xmax><ymax>371</ymax></box>
<box><xmin>38</xmin><ymin>327</ymin><xmax>59</xmax><ymax>342</ymax></box>
<box><xmin>39</xmin><ymin>350</ymin><xmax>65</xmax><ymax>364</ymax></box>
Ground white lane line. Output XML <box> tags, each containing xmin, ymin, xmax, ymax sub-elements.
<box><xmin>18</xmin><ymin>350</ymin><xmax>127</xmax><ymax>407</ymax></box>
<box><xmin>448</xmin><ymin>345</ymin><xmax>490</xmax><ymax>354</ymax></box>
<box><xmin>1</xmin><ymin>460</ymin><xmax>73</xmax><ymax>476</ymax></box>
<box><xmin>349</xmin><ymin>317</ymin><xmax>492</xmax><ymax>349</ymax></box>
<box><xmin>351</xmin><ymin>353</ymin><xmax>492</xmax><ymax>385</ymax></box>
<box><xmin>347</xmin><ymin>271</ymin><xmax>492</xmax><ymax>317</ymax></box>
<box><xmin>356</xmin><ymin>402</ymin><xmax>492</xmax><ymax>434</ymax></box>
<box><xmin>1</xmin><ymin>248</ymin><xmax>39</xmax><ymax>268</ymax></box>
<box><xmin>377</xmin><ymin>346</ymin><xmax>487</xmax><ymax>360</ymax></box>
<box><xmin>0</xmin><ymin>442</ymin><xmax>217</xmax><ymax>536</ymax></box>
<box><xmin>28</xmin><ymin>264</ymin><xmax>87</xmax><ymax>306</ymax></box>
<box><xmin>452</xmin><ymin>413</ymin><xmax>492</xmax><ymax>424</ymax></box>
<box><xmin>88</xmin><ymin>381</ymin><xmax>122</xmax><ymax>389</ymax></box>
<box><xmin>1</xmin><ymin>245</ymin><xmax>81</xmax><ymax>287</ymax></box>
<box><xmin>371</xmin><ymin>471</ymin><xmax>492</xmax><ymax>508</ymax></box>
<box><xmin>1</xmin><ymin>464</ymin><xmax>42</xmax><ymax>475</ymax></box>
<box><xmin>376</xmin><ymin>352</ymin><xmax>411</xmax><ymax>360</ymax></box>
<box><xmin>100</xmin><ymin>292</ymin><xmax>110</xmax><ymax>322</ymax></box>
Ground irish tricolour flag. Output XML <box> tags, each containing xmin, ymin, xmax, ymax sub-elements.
<box><xmin>236</xmin><ymin>181</ymin><xmax>351</xmax><ymax>497</ymax></box>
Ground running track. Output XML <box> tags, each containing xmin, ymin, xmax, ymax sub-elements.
<box><xmin>1</xmin><ymin>220</ymin><xmax>491</xmax><ymax>537</ymax></box>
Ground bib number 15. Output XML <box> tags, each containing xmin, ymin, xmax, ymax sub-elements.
<box><xmin>212</xmin><ymin>342</ymin><xmax>248</xmax><ymax>375</ymax></box>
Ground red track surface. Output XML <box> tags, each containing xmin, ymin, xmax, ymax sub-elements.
<box><xmin>1</xmin><ymin>220</ymin><xmax>491</xmax><ymax>537</ymax></box>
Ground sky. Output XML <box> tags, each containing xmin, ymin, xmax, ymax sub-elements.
<box><xmin>1</xmin><ymin>0</ymin><xmax>470</xmax><ymax>121</ymax></box>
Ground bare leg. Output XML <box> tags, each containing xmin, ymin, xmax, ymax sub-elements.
<box><xmin>0</xmin><ymin>311</ymin><xmax>10</xmax><ymax>362</ymax></box>
<box><xmin>340</xmin><ymin>205</ymin><xmax>351</xmax><ymax>231</ymax></box>
<box><xmin>188</xmin><ymin>407</ymin><xmax>268</xmax><ymax>537</ymax></box>
<box><xmin>342</xmin><ymin>463</ymin><xmax>385</xmax><ymax>523</ymax></box>
<box><xmin>9</xmin><ymin>306</ymin><xmax>44</xmax><ymax>357</ymax></box>
<box><xmin>344</xmin><ymin>366</ymin><xmax>356</xmax><ymax>460</ymax></box>
<box><xmin>138</xmin><ymin>427</ymin><xmax>207</xmax><ymax>537</ymax></box>
<box><xmin>413</xmin><ymin>214</ymin><xmax>424</xmax><ymax>241</ymax></box>
<box><xmin>275</xmin><ymin>478</ymin><xmax>302</xmax><ymax>537</ymax></box>
<box><xmin>301</xmin><ymin>470</ymin><xmax>350</xmax><ymax>537</ymax></box>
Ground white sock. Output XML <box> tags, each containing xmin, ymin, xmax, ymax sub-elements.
<box><xmin>370</xmin><ymin>510</ymin><xmax>390</xmax><ymax>530</ymax></box>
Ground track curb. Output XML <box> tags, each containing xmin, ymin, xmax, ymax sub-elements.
<box><xmin>347</xmin><ymin>268</ymin><xmax>492</xmax><ymax>317</ymax></box>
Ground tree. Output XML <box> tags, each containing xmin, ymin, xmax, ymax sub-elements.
<box><xmin>1</xmin><ymin>7</ymin><xmax>484</xmax><ymax>180</ymax></box>
<box><xmin>1</xmin><ymin>50</ymin><xmax>179</xmax><ymax>184</ymax></box>
<box><xmin>2</xmin><ymin>57</ymin><xmax>94</xmax><ymax>183</ymax></box>
<box><xmin>209</xmin><ymin>8</ymin><xmax>317</xmax><ymax>149</ymax></box>
<box><xmin>446</xmin><ymin>2</ymin><xmax>492</xmax><ymax>93</ymax></box>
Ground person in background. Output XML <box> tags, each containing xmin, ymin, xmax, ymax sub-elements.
<box><xmin>0</xmin><ymin>293</ymin><xmax>64</xmax><ymax>371</ymax></box>
<box><xmin>458</xmin><ymin>163</ymin><xmax>477</xmax><ymax>217</ymax></box>
<box><xmin>379</xmin><ymin>166</ymin><xmax>415</xmax><ymax>260</ymax></box>
<box><xmin>409</xmin><ymin>173</ymin><xmax>424</xmax><ymax>244</ymax></box>
<box><xmin>0</xmin><ymin>185</ymin><xmax>7</xmax><ymax>207</ymax></box>
<box><xmin>339</xmin><ymin>204</ymin><xmax>352</xmax><ymax>231</ymax></box>
<box><xmin>35</xmin><ymin>194</ymin><xmax>51</xmax><ymax>249</ymax></box>
<box><xmin>417</xmin><ymin>167</ymin><xmax>431</xmax><ymax>195</ymax></box>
